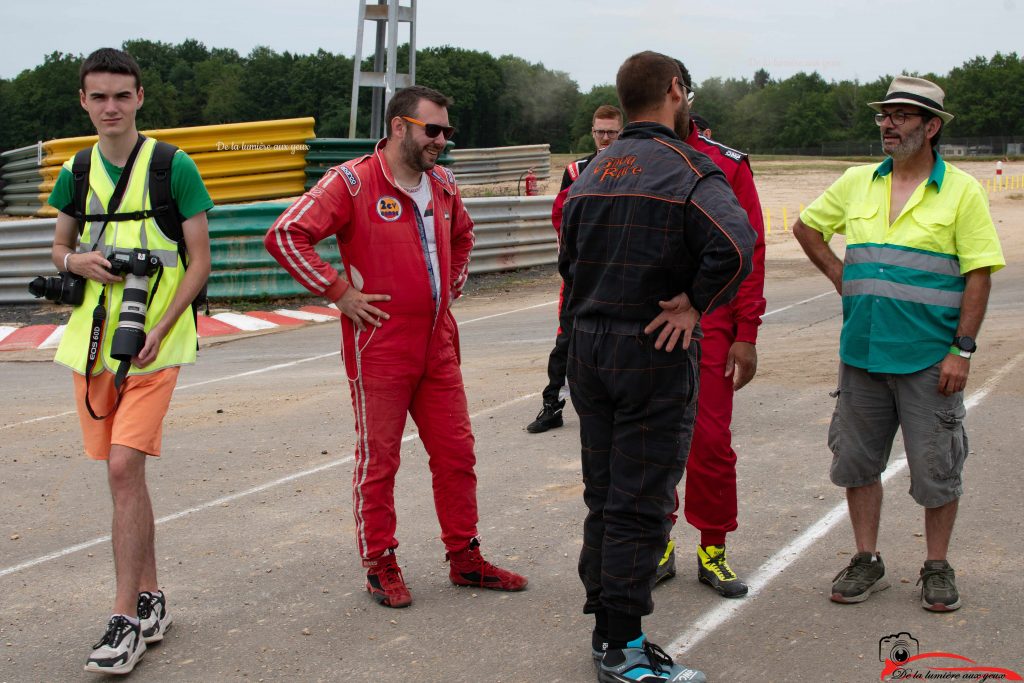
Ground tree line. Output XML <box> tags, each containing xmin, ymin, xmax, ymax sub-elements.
<box><xmin>0</xmin><ymin>40</ymin><xmax>1020</xmax><ymax>155</ymax></box>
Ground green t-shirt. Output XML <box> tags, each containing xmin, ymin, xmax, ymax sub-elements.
<box><xmin>47</xmin><ymin>146</ymin><xmax>214</xmax><ymax>219</ymax></box>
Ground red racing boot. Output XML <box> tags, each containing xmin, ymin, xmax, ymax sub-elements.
<box><xmin>363</xmin><ymin>550</ymin><xmax>412</xmax><ymax>608</ymax></box>
<box><xmin>447</xmin><ymin>538</ymin><xmax>528</xmax><ymax>591</ymax></box>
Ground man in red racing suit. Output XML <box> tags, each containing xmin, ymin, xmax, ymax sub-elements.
<box><xmin>656</xmin><ymin>60</ymin><xmax>767</xmax><ymax>599</ymax></box>
<box><xmin>528</xmin><ymin>105</ymin><xmax>625</xmax><ymax>434</ymax></box>
<box><xmin>264</xmin><ymin>86</ymin><xmax>527</xmax><ymax>609</ymax></box>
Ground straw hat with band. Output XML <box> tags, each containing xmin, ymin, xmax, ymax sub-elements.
<box><xmin>868</xmin><ymin>75</ymin><xmax>954</xmax><ymax>124</ymax></box>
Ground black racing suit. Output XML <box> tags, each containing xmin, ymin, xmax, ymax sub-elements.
<box><xmin>559</xmin><ymin>121</ymin><xmax>755</xmax><ymax>620</ymax></box>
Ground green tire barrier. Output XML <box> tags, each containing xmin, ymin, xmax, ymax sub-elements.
<box><xmin>206</xmin><ymin>203</ymin><xmax>338</xmax><ymax>299</ymax></box>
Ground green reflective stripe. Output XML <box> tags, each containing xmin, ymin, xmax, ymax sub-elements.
<box><xmin>845</xmin><ymin>244</ymin><xmax>960</xmax><ymax>276</ymax></box>
<box><xmin>840</xmin><ymin>297</ymin><xmax>958</xmax><ymax>373</ymax></box>
<box><xmin>843</xmin><ymin>279</ymin><xmax>962</xmax><ymax>308</ymax></box>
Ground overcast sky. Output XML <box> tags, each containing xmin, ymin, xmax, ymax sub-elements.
<box><xmin>2</xmin><ymin>0</ymin><xmax>1019</xmax><ymax>89</ymax></box>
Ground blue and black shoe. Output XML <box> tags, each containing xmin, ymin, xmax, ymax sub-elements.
<box><xmin>597</xmin><ymin>635</ymin><xmax>706</xmax><ymax>682</ymax></box>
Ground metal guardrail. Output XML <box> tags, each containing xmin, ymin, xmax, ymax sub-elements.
<box><xmin>0</xmin><ymin>195</ymin><xmax>556</xmax><ymax>304</ymax></box>
<box><xmin>447</xmin><ymin>144</ymin><xmax>551</xmax><ymax>185</ymax></box>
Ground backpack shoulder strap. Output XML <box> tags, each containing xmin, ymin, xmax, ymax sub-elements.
<box><xmin>148</xmin><ymin>141</ymin><xmax>184</xmax><ymax>243</ymax></box>
<box><xmin>148</xmin><ymin>141</ymin><xmax>208</xmax><ymax>327</ymax></box>
<box><xmin>62</xmin><ymin>148</ymin><xmax>93</xmax><ymax>235</ymax></box>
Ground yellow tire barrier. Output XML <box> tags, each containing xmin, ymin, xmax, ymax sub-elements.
<box><xmin>201</xmin><ymin>170</ymin><xmax>307</xmax><ymax>204</ymax></box>
<box><xmin>37</xmin><ymin>118</ymin><xmax>316</xmax><ymax>166</ymax></box>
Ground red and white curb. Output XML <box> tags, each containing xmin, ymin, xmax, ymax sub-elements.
<box><xmin>0</xmin><ymin>305</ymin><xmax>340</xmax><ymax>352</ymax></box>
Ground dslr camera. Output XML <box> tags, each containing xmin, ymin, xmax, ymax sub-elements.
<box><xmin>107</xmin><ymin>248</ymin><xmax>163</xmax><ymax>362</ymax></box>
<box><xmin>29</xmin><ymin>271</ymin><xmax>87</xmax><ymax>306</ymax></box>
<box><xmin>878</xmin><ymin>632</ymin><xmax>919</xmax><ymax>664</ymax></box>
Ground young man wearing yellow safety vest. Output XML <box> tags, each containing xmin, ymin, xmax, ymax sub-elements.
<box><xmin>45</xmin><ymin>48</ymin><xmax>212</xmax><ymax>675</ymax></box>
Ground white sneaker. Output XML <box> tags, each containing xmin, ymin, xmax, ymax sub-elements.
<box><xmin>84</xmin><ymin>615</ymin><xmax>146</xmax><ymax>675</ymax></box>
<box><xmin>138</xmin><ymin>591</ymin><xmax>173</xmax><ymax>643</ymax></box>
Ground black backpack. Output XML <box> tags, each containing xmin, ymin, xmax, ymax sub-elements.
<box><xmin>62</xmin><ymin>139</ymin><xmax>207</xmax><ymax>324</ymax></box>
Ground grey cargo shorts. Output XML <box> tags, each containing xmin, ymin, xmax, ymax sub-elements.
<box><xmin>828</xmin><ymin>361</ymin><xmax>968</xmax><ymax>507</ymax></box>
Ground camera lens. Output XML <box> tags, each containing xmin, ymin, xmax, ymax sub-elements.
<box><xmin>891</xmin><ymin>645</ymin><xmax>910</xmax><ymax>663</ymax></box>
<box><xmin>110</xmin><ymin>273</ymin><xmax>150</xmax><ymax>361</ymax></box>
<box><xmin>28</xmin><ymin>276</ymin><xmax>51</xmax><ymax>299</ymax></box>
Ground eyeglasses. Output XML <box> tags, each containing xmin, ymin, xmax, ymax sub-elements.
<box><xmin>592</xmin><ymin>128</ymin><xmax>621</xmax><ymax>139</ymax></box>
<box><xmin>401</xmin><ymin>116</ymin><xmax>456</xmax><ymax>140</ymax></box>
<box><xmin>667</xmin><ymin>77</ymin><xmax>696</xmax><ymax>106</ymax></box>
<box><xmin>874</xmin><ymin>111</ymin><xmax>924</xmax><ymax>126</ymax></box>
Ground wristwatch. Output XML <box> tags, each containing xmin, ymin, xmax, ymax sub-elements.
<box><xmin>951</xmin><ymin>336</ymin><xmax>977</xmax><ymax>359</ymax></box>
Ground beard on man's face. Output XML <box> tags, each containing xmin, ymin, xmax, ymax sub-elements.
<box><xmin>882</xmin><ymin>122</ymin><xmax>927</xmax><ymax>161</ymax></box>
<box><xmin>673</xmin><ymin>106</ymin><xmax>690</xmax><ymax>140</ymax></box>
<box><xmin>401</xmin><ymin>130</ymin><xmax>442</xmax><ymax>173</ymax></box>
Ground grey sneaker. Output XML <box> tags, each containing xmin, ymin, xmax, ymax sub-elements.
<box><xmin>918</xmin><ymin>560</ymin><xmax>961</xmax><ymax>612</ymax></box>
<box><xmin>655</xmin><ymin>539</ymin><xmax>677</xmax><ymax>584</ymax></box>
<box><xmin>831</xmin><ymin>551</ymin><xmax>890</xmax><ymax>603</ymax></box>
<box><xmin>598</xmin><ymin>635</ymin><xmax>706</xmax><ymax>683</ymax></box>
<box><xmin>84</xmin><ymin>615</ymin><xmax>146</xmax><ymax>675</ymax></box>
<box><xmin>138</xmin><ymin>591</ymin><xmax>173</xmax><ymax>643</ymax></box>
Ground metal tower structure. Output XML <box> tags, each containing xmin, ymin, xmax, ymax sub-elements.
<box><xmin>348</xmin><ymin>0</ymin><xmax>417</xmax><ymax>139</ymax></box>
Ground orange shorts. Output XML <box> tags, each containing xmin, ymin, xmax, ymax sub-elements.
<box><xmin>72</xmin><ymin>367</ymin><xmax>180</xmax><ymax>460</ymax></box>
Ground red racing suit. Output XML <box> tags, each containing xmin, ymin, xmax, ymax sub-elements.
<box><xmin>551</xmin><ymin>153</ymin><xmax>595</xmax><ymax>235</ymax></box>
<box><xmin>673</xmin><ymin>121</ymin><xmax>767</xmax><ymax>546</ymax></box>
<box><xmin>264</xmin><ymin>139</ymin><xmax>478</xmax><ymax>560</ymax></box>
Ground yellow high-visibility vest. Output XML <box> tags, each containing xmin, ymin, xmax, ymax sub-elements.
<box><xmin>55</xmin><ymin>138</ymin><xmax>196</xmax><ymax>375</ymax></box>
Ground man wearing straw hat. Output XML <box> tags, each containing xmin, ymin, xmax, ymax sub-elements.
<box><xmin>793</xmin><ymin>76</ymin><xmax>1005</xmax><ymax>611</ymax></box>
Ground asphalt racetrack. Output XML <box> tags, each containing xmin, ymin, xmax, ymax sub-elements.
<box><xmin>2</xmin><ymin>245</ymin><xmax>1023</xmax><ymax>681</ymax></box>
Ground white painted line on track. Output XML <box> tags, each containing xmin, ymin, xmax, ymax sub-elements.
<box><xmin>0</xmin><ymin>352</ymin><xmax>342</xmax><ymax>431</ymax></box>
<box><xmin>0</xmin><ymin>325</ymin><xmax>18</xmax><ymax>343</ymax></box>
<box><xmin>2</xmin><ymin>299</ymin><xmax>561</xmax><ymax>431</ymax></box>
<box><xmin>0</xmin><ymin>391</ymin><xmax>540</xmax><ymax>580</ymax></box>
<box><xmin>458</xmin><ymin>300</ymin><xmax>559</xmax><ymax>325</ymax></box>
<box><xmin>174</xmin><ymin>351</ymin><xmax>340</xmax><ymax>391</ymax></box>
<box><xmin>0</xmin><ymin>292</ymin><xmax>842</xmax><ymax>573</ymax></box>
<box><xmin>762</xmin><ymin>290</ymin><xmax>834</xmax><ymax>318</ymax></box>
<box><xmin>666</xmin><ymin>350</ymin><xmax>1024</xmax><ymax>657</ymax></box>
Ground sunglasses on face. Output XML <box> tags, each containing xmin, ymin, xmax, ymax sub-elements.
<box><xmin>402</xmin><ymin>116</ymin><xmax>456</xmax><ymax>141</ymax></box>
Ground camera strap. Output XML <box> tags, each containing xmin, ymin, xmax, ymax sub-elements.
<box><xmin>86</xmin><ymin>135</ymin><xmax>147</xmax><ymax>254</ymax></box>
<box><xmin>83</xmin><ymin>286</ymin><xmax>125</xmax><ymax>421</ymax></box>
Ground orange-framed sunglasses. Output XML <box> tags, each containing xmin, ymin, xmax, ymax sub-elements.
<box><xmin>401</xmin><ymin>116</ymin><xmax>456</xmax><ymax>141</ymax></box>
